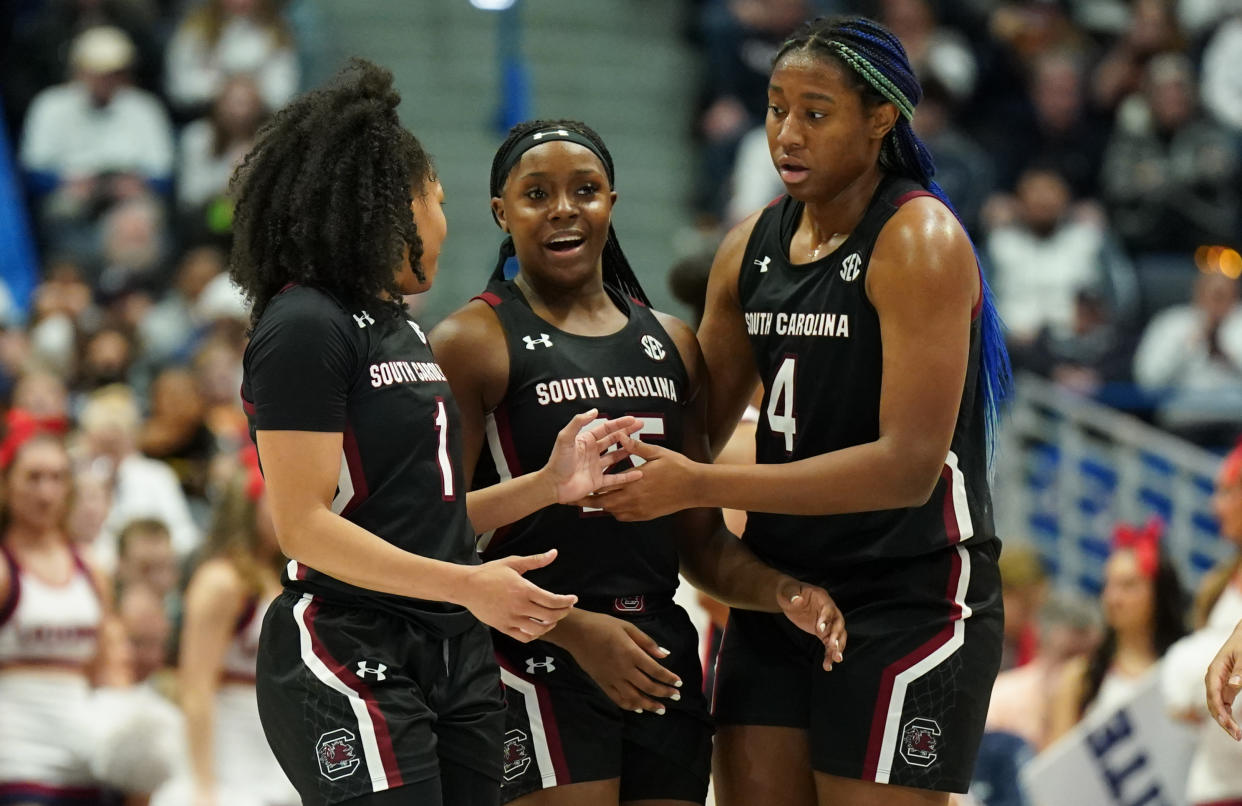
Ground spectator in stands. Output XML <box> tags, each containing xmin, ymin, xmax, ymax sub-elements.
<box><xmin>0</xmin><ymin>432</ymin><xmax>131</xmax><ymax>803</ymax></box>
<box><xmin>19</xmin><ymin>26</ymin><xmax>173</xmax><ymax>263</ymax></box>
<box><xmin>10</xmin><ymin>369</ymin><xmax>72</xmax><ymax>426</ymax></box>
<box><xmin>1133</xmin><ymin>271</ymin><xmax>1242</xmax><ymax>444</ymax></box>
<box><xmin>67</xmin><ymin>462</ymin><xmax>114</xmax><ymax>559</ymax></box>
<box><xmin>995</xmin><ymin>50</ymin><xmax>1108</xmax><ymax>199</ymax></box>
<box><xmin>1</xmin><ymin>0</ymin><xmax>164</xmax><ymax>137</ymax></box>
<box><xmin>988</xmin><ymin>592</ymin><xmax>1101</xmax><ymax>752</ymax></box>
<box><xmin>910</xmin><ymin>78</ymin><xmax>994</xmax><ymax>236</ymax></box>
<box><xmin>116</xmin><ymin>582</ymin><xmax>174</xmax><ymax>685</ymax></box>
<box><xmin>75</xmin><ymin>325</ymin><xmax>138</xmax><ymax>396</ymax></box>
<box><xmin>155</xmin><ymin>450</ymin><xmax>296</xmax><ymax>806</ymax></box>
<box><xmin>1162</xmin><ymin>440</ymin><xmax>1242</xmax><ymax>803</ymax></box>
<box><xmin>1091</xmin><ymin>0</ymin><xmax>1186</xmax><ymax>116</ymax></box>
<box><xmin>692</xmin><ymin>0</ymin><xmax>809</xmax><ymax>222</ymax></box>
<box><xmin>1199</xmin><ymin>9</ymin><xmax>1242</xmax><ymax>132</ymax></box>
<box><xmin>999</xmin><ymin>542</ymin><xmax>1049</xmax><ymax>671</ymax></box>
<box><xmin>141</xmin><ymin>366</ymin><xmax>216</xmax><ymax>506</ymax></box>
<box><xmin>79</xmin><ymin>385</ymin><xmax>200</xmax><ymax>565</ymax></box>
<box><xmin>176</xmin><ymin>75</ymin><xmax>268</xmax><ymax>241</ymax></box>
<box><xmin>1100</xmin><ymin>53</ymin><xmax>1240</xmax><ymax>255</ymax></box>
<box><xmin>1010</xmin><ymin>285</ymin><xmax>1139</xmax><ymax>405</ymax></box>
<box><xmin>986</xmin><ymin>166</ymin><xmax>1136</xmax><ymax>347</ymax></box>
<box><xmin>165</xmin><ymin>0</ymin><xmax>299</xmax><ymax>115</ymax></box>
<box><xmin>139</xmin><ymin>245</ymin><xmax>227</xmax><ymax>366</ymax></box>
<box><xmin>192</xmin><ymin>335</ymin><xmax>248</xmax><ymax>448</ymax></box>
<box><xmin>95</xmin><ymin>194</ymin><xmax>170</xmax><ymax>301</ymax></box>
<box><xmin>880</xmin><ymin>0</ymin><xmax>977</xmax><ymax>105</ymax></box>
<box><xmin>26</xmin><ymin>259</ymin><xmax>98</xmax><ymax>379</ymax></box>
<box><xmin>1047</xmin><ymin>517</ymin><xmax>1187</xmax><ymax>744</ymax></box>
<box><xmin>114</xmin><ymin>518</ymin><xmax>179</xmax><ymax>606</ymax></box>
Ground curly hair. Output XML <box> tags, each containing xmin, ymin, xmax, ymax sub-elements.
<box><xmin>229</xmin><ymin>58</ymin><xmax>434</xmax><ymax>325</ymax></box>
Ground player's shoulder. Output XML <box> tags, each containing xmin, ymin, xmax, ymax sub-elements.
<box><xmin>256</xmin><ymin>285</ymin><xmax>365</xmax><ymax>337</ymax></box>
<box><xmin>430</xmin><ymin>297</ymin><xmax>506</xmax><ymax>356</ymax></box>
<box><xmin>719</xmin><ymin>206</ymin><xmax>770</xmax><ymax>265</ymax></box>
<box><xmin>872</xmin><ymin>193</ymin><xmax>976</xmax><ymax>295</ymax></box>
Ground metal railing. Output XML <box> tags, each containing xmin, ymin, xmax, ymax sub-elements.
<box><xmin>993</xmin><ymin>373</ymin><xmax>1228</xmax><ymax>594</ymax></box>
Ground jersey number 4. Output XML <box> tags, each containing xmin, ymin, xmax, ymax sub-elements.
<box><xmin>768</xmin><ymin>356</ymin><xmax>797</xmax><ymax>453</ymax></box>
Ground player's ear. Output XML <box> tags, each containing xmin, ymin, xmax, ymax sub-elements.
<box><xmin>491</xmin><ymin>197</ymin><xmax>508</xmax><ymax>233</ymax></box>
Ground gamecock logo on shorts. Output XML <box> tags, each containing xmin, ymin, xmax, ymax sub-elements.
<box><xmin>503</xmin><ymin>729</ymin><xmax>532</xmax><ymax>781</ymax></box>
<box><xmin>316</xmin><ymin>728</ymin><xmax>362</xmax><ymax>780</ymax></box>
<box><xmin>613</xmin><ymin>595</ymin><xmax>645</xmax><ymax>613</ymax></box>
<box><xmin>899</xmin><ymin>717</ymin><xmax>941</xmax><ymax>768</ymax></box>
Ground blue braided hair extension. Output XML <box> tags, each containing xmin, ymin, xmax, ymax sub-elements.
<box><xmin>775</xmin><ymin>16</ymin><xmax>1013</xmax><ymax>450</ymax></box>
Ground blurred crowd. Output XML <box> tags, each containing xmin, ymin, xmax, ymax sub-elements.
<box><xmin>685</xmin><ymin>0</ymin><xmax>1242</xmax><ymax>449</ymax></box>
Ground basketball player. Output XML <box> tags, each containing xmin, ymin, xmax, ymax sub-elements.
<box><xmin>0</xmin><ymin>432</ymin><xmax>130</xmax><ymax>805</ymax></box>
<box><xmin>594</xmin><ymin>17</ymin><xmax>1011</xmax><ymax>806</ymax></box>
<box><xmin>430</xmin><ymin>119</ymin><xmax>845</xmax><ymax>806</ymax></box>
<box><xmin>230</xmin><ymin>61</ymin><xmax>641</xmax><ymax>806</ymax></box>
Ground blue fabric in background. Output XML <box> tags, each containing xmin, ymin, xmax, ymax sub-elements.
<box><xmin>0</xmin><ymin>97</ymin><xmax>38</xmax><ymax>321</ymax></box>
<box><xmin>493</xmin><ymin>1</ymin><xmax>531</xmax><ymax>137</ymax></box>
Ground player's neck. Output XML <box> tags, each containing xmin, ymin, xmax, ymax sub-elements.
<box><xmin>516</xmin><ymin>271</ymin><xmax>626</xmax><ymax>336</ymax></box>
<box><xmin>4</xmin><ymin>524</ymin><xmax>69</xmax><ymax>554</ymax></box>
<box><xmin>800</xmin><ymin>166</ymin><xmax>884</xmax><ymax>246</ymax></box>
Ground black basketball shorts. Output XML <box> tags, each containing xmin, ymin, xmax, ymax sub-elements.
<box><xmin>492</xmin><ymin>599</ymin><xmax>713</xmax><ymax>804</ymax></box>
<box><xmin>713</xmin><ymin>539</ymin><xmax>1003</xmax><ymax>794</ymax></box>
<box><xmin>256</xmin><ymin>590</ymin><xmax>506</xmax><ymax>806</ymax></box>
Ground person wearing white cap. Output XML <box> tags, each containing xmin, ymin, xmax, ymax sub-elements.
<box><xmin>19</xmin><ymin>25</ymin><xmax>173</xmax><ymax>263</ymax></box>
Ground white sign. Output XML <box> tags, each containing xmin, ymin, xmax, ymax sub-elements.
<box><xmin>1022</xmin><ymin>669</ymin><xmax>1197</xmax><ymax>806</ymax></box>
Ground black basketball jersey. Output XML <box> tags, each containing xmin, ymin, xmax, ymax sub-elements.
<box><xmin>242</xmin><ymin>285</ymin><xmax>476</xmax><ymax>635</ymax></box>
<box><xmin>737</xmin><ymin>175</ymin><xmax>996</xmax><ymax>576</ymax></box>
<box><xmin>470</xmin><ymin>280</ymin><xmax>689</xmax><ymax>604</ymax></box>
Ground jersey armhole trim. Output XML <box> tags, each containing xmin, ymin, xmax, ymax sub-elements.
<box><xmin>473</xmin><ymin>291</ymin><xmax>503</xmax><ymax>308</ymax></box>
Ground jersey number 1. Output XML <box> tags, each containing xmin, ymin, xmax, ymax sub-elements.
<box><xmin>434</xmin><ymin>397</ymin><xmax>455</xmax><ymax>500</ymax></box>
<box><xmin>768</xmin><ymin>356</ymin><xmax>797</xmax><ymax>453</ymax></box>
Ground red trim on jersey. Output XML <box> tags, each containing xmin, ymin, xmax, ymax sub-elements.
<box><xmin>0</xmin><ymin>544</ymin><xmax>20</xmax><ymax>628</ymax></box>
<box><xmin>940</xmin><ymin>464</ymin><xmax>962</xmax><ymax>546</ymax></box>
<box><xmin>629</xmin><ymin>296</ymin><xmax>647</xmax><ymax>308</ymax></box>
<box><xmin>497</xmin><ymin>652</ymin><xmax>571</xmax><ymax>784</ymax></box>
<box><xmin>491</xmin><ymin>402</ymin><xmax>524</xmax><ymax>478</ymax></box>
<box><xmin>278</xmin><ymin>282</ymin><xmax>299</xmax><ymax>294</ymax></box>
<box><xmin>339</xmin><ymin>425</ymin><xmax>370</xmax><ymax>517</ymax></box>
<box><xmin>303</xmin><ymin>598</ymin><xmax>403</xmax><ymax>789</ymax></box>
<box><xmin>240</xmin><ymin>385</ymin><xmax>256</xmax><ymax>416</ymax></box>
<box><xmin>861</xmin><ymin>549</ymin><xmax>964</xmax><ymax>781</ymax></box>
<box><xmin>894</xmin><ymin>189</ymin><xmax>936</xmax><ymax>207</ymax></box>
<box><xmin>473</xmin><ymin>291</ymin><xmax>504</xmax><ymax>308</ymax></box>
<box><xmin>766</xmin><ymin>194</ymin><xmax>785</xmax><ymax>208</ymax></box>
<box><xmin>292</xmin><ymin>561</ymin><xmax>307</xmax><ymax>581</ymax></box>
<box><xmin>0</xmin><ymin>781</ymin><xmax>105</xmax><ymax>802</ymax></box>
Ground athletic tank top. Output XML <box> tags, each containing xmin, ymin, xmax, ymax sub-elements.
<box><xmin>737</xmin><ymin>175</ymin><xmax>995</xmax><ymax>576</ymax></box>
<box><xmin>470</xmin><ymin>280</ymin><xmax>689</xmax><ymax>604</ymax></box>
<box><xmin>221</xmin><ymin>594</ymin><xmax>267</xmax><ymax>683</ymax></box>
<box><xmin>0</xmin><ymin>545</ymin><xmax>102</xmax><ymax>668</ymax></box>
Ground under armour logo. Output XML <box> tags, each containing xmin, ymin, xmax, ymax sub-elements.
<box><xmin>641</xmin><ymin>334</ymin><xmax>665</xmax><ymax>361</ymax></box>
<box><xmin>525</xmin><ymin>656</ymin><xmax>556</xmax><ymax>673</ymax></box>
<box><xmin>523</xmin><ymin>334</ymin><xmax>553</xmax><ymax>350</ymax></box>
<box><xmin>532</xmin><ymin>129</ymin><xmax>569</xmax><ymax>140</ymax></box>
<box><xmin>755</xmin><ymin>255</ymin><xmax>771</xmax><ymax>273</ymax></box>
<box><xmin>407</xmin><ymin>321</ymin><xmax>426</xmax><ymax>343</ymax></box>
<box><xmin>352</xmin><ymin>310</ymin><xmax>375</xmax><ymax>329</ymax></box>
<box><xmin>356</xmin><ymin>661</ymin><xmax>387</xmax><ymax>681</ymax></box>
<box><xmin>840</xmin><ymin>253</ymin><xmax>862</xmax><ymax>282</ymax></box>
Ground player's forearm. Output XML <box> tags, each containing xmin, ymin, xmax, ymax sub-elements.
<box><xmin>465</xmin><ymin>469</ymin><xmax>558</xmax><ymax>535</ymax></box>
<box><xmin>677</xmin><ymin>520</ymin><xmax>786</xmax><ymax>613</ymax></box>
<box><xmin>689</xmin><ymin>439</ymin><xmax>940</xmax><ymax>515</ymax></box>
<box><xmin>278</xmin><ymin>508</ymin><xmax>473</xmax><ymax>604</ymax></box>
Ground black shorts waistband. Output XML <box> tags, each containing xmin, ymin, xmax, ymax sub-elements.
<box><xmin>576</xmin><ymin>592</ymin><xmax>675</xmax><ymax>616</ymax></box>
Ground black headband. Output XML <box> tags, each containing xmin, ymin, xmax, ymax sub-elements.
<box><xmin>493</xmin><ymin>127</ymin><xmax>612</xmax><ymax>195</ymax></box>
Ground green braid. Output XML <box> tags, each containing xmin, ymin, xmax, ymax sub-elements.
<box><xmin>826</xmin><ymin>41</ymin><xmax>915</xmax><ymax>119</ymax></box>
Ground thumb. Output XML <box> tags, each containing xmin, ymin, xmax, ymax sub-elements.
<box><xmin>565</xmin><ymin>408</ymin><xmax>600</xmax><ymax>433</ymax></box>
<box><xmin>505</xmin><ymin>548</ymin><xmax>558</xmax><ymax>574</ymax></box>
<box><xmin>626</xmin><ymin>436</ymin><xmax>661</xmax><ymax>459</ymax></box>
<box><xmin>624</xmin><ymin>622</ymin><xmax>671</xmax><ymax>659</ymax></box>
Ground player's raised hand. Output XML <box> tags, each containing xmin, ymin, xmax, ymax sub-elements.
<box><xmin>545</xmin><ymin>409</ymin><xmax>643</xmax><ymax>504</ymax></box>
<box><xmin>461</xmin><ymin>549</ymin><xmax>577</xmax><ymax>642</ymax></box>
<box><xmin>1206</xmin><ymin>619</ymin><xmax>1242</xmax><ymax>740</ymax></box>
<box><xmin>593</xmin><ymin>437</ymin><xmax>697</xmax><ymax>521</ymax></box>
<box><xmin>777</xmin><ymin>578</ymin><xmax>846</xmax><ymax>671</ymax></box>
<box><xmin>548</xmin><ymin>609</ymin><xmax>682</xmax><ymax>714</ymax></box>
